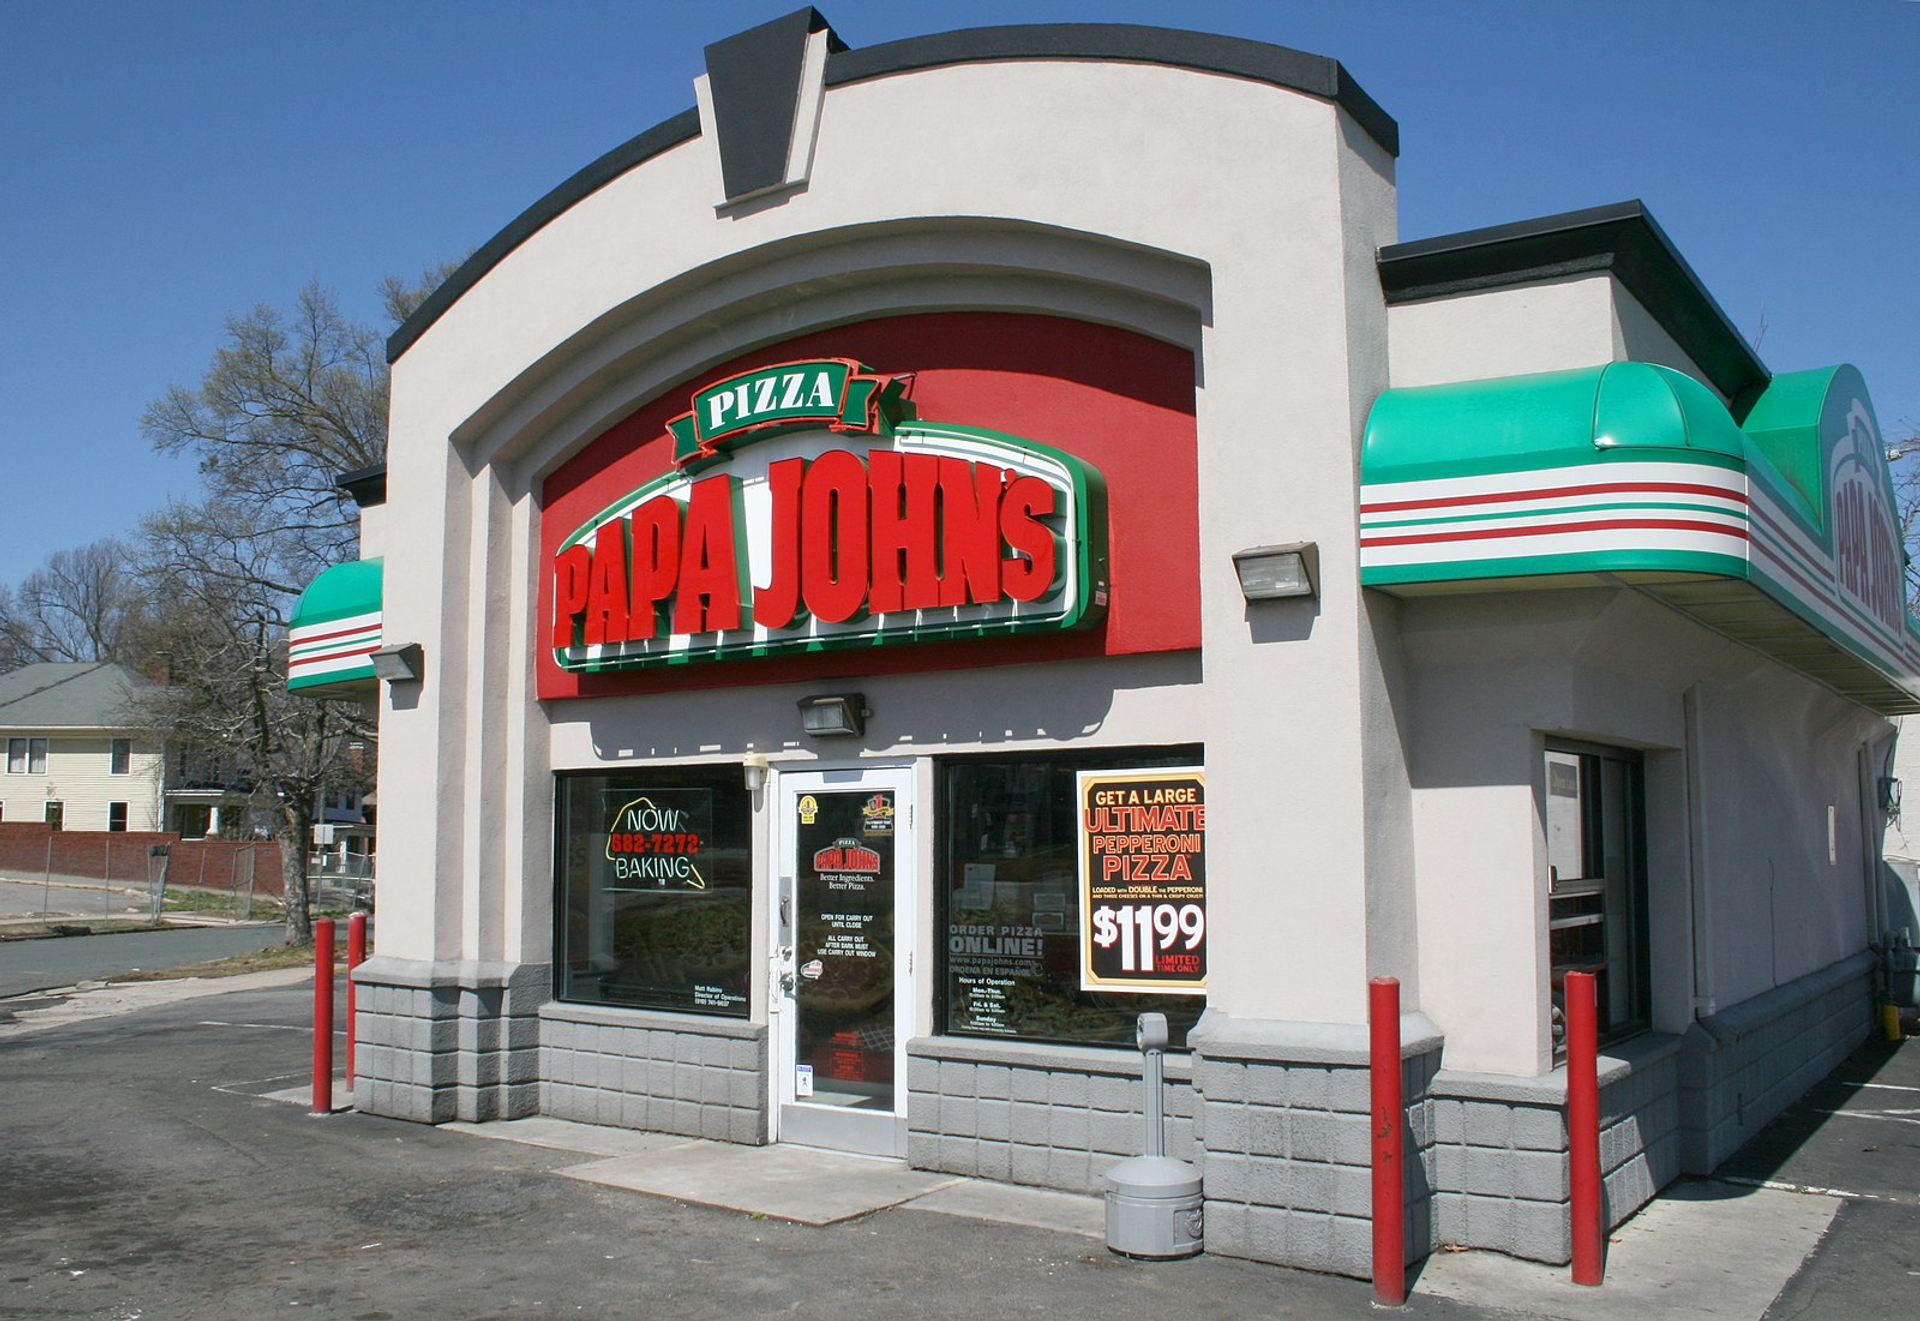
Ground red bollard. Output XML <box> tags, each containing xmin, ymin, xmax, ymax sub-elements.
<box><xmin>1565</xmin><ymin>970</ymin><xmax>1604</xmax><ymax>1285</ymax></box>
<box><xmin>312</xmin><ymin>917</ymin><xmax>335</xmax><ymax>1115</ymax></box>
<box><xmin>1370</xmin><ymin>976</ymin><xmax>1406</xmax><ymax>1306</ymax></box>
<box><xmin>345</xmin><ymin>912</ymin><xmax>367</xmax><ymax>1093</ymax></box>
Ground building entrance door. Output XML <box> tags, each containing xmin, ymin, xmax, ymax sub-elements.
<box><xmin>769</xmin><ymin>766</ymin><xmax>915</xmax><ymax>1157</ymax></box>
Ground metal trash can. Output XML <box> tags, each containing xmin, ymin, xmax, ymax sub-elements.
<box><xmin>1888</xmin><ymin>934</ymin><xmax>1919</xmax><ymax>1009</ymax></box>
<box><xmin>1104</xmin><ymin>1012</ymin><xmax>1204</xmax><ymax>1259</ymax></box>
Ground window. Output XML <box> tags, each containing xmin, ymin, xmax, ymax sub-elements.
<box><xmin>939</xmin><ymin>747</ymin><xmax>1205</xmax><ymax>1048</ymax></box>
<box><xmin>8</xmin><ymin>738</ymin><xmax>48</xmax><ymax>775</ymax></box>
<box><xmin>108</xmin><ymin>802</ymin><xmax>128</xmax><ymax>832</ymax></box>
<box><xmin>45</xmin><ymin>801</ymin><xmax>64</xmax><ymax>831</ymax></box>
<box><xmin>1546</xmin><ymin>740</ymin><xmax>1649</xmax><ymax>1049</ymax></box>
<box><xmin>110</xmin><ymin>738</ymin><xmax>131</xmax><ymax>775</ymax></box>
<box><xmin>554</xmin><ymin>767</ymin><xmax>750</xmax><ymax>1016</ymax></box>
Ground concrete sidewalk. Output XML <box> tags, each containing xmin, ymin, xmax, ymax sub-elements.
<box><xmin>421</xmin><ymin>1113</ymin><xmax>1841</xmax><ymax>1319</ymax></box>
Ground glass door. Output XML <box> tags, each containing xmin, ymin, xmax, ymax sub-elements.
<box><xmin>769</xmin><ymin>766</ymin><xmax>915</xmax><ymax>1157</ymax></box>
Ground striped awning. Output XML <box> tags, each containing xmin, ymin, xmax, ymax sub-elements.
<box><xmin>1360</xmin><ymin>363</ymin><xmax>1920</xmax><ymax>713</ymax></box>
<box><xmin>288</xmin><ymin>558</ymin><xmax>382</xmax><ymax>694</ymax></box>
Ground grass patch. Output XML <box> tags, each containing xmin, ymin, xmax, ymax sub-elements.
<box><xmin>161</xmin><ymin>886</ymin><xmax>287</xmax><ymax>920</ymax></box>
<box><xmin>113</xmin><ymin>939</ymin><xmax>340</xmax><ymax>981</ymax></box>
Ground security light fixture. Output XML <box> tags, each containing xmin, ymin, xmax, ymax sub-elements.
<box><xmin>798</xmin><ymin>692</ymin><xmax>868</xmax><ymax>738</ymax></box>
<box><xmin>742</xmin><ymin>753</ymin><xmax>770</xmax><ymax>793</ymax></box>
<box><xmin>369</xmin><ymin>642</ymin><xmax>424</xmax><ymax>684</ymax></box>
<box><xmin>1233</xmin><ymin>542</ymin><xmax>1319</xmax><ymax>601</ymax></box>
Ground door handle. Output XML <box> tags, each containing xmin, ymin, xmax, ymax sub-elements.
<box><xmin>778</xmin><ymin>970</ymin><xmax>797</xmax><ymax>996</ymax></box>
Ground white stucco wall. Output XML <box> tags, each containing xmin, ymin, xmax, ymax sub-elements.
<box><xmin>1387</xmin><ymin>276</ymin><xmax>1618</xmax><ymax>389</ymax></box>
<box><xmin>1388</xmin><ymin>274</ymin><xmax>1720</xmax><ymax>400</ymax></box>
<box><xmin>1401</xmin><ymin>588</ymin><xmax>1884</xmax><ymax>1075</ymax></box>
<box><xmin>375</xmin><ymin>35</ymin><xmax>1890</xmax><ymax>1086</ymax></box>
<box><xmin>378</xmin><ymin>55</ymin><xmax>1404</xmax><ymax>1034</ymax></box>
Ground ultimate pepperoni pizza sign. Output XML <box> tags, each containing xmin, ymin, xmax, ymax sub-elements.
<box><xmin>549</xmin><ymin>358</ymin><xmax>1108</xmax><ymax>672</ymax></box>
<box><xmin>1078</xmin><ymin>768</ymin><xmax>1207</xmax><ymax>994</ymax></box>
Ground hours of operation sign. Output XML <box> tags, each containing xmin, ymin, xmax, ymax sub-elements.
<box><xmin>1077</xmin><ymin>768</ymin><xmax>1206</xmax><ymax>994</ymax></box>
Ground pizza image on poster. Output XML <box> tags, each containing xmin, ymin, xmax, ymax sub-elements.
<box><xmin>1077</xmin><ymin>768</ymin><xmax>1206</xmax><ymax>994</ymax></box>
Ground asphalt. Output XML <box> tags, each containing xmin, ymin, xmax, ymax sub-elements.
<box><xmin>0</xmin><ymin>923</ymin><xmax>285</xmax><ymax>996</ymax></box>
<box><xmin>1</xmin><ymin>974</ymin><xmax>1915</xmax><ymax>1320</ymax></box>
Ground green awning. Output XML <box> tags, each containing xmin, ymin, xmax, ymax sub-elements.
<box><xmin>1361</xmin><ymin>363</ymin><xmax>1920</xmax><ymax>713</ymax></box>
<box><xmin>288</xmin><ymin>558</ymin><xmax>382</xmax><ymax>694</ymax></box>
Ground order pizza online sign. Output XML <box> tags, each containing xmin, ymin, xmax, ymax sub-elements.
<box><xmin>1078</xmin><ymin>768</ymin><xmax>1206</xmax><ymax>994</ymax></box>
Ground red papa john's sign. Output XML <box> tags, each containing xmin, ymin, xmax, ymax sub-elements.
<box><xmin>549</xmin><ymin>359</ymin><xmax>1108</xmax><ymax>672</ymax></box>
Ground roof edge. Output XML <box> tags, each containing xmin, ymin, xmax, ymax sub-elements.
<box><xmin>388</xmin><ymin>21</ymin><xmax>1395</xmax><ymax>364</ymax></box>
<box><xmin>825</xmin><ymin>24</ymin><xmax>1396</xmax><ymax>157</ymax></box>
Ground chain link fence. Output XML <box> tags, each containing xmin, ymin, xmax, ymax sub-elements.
<box><xmin>0</xmin><ymin>829</ymin><xmax>279</xmax><ymax>932</ymax></box>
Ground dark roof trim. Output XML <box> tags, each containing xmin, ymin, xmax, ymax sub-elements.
<box><xmin>825</xmin><ymin>24</ymin><xmax>1396</xmax><ymax>158</ymax></box>
<box><xmin>334</xmin><ymin>464</ymin><xmax>387</xmax><ymax>508</ymax></box>
<box><xmin>388</xmin><ymin>21</ymin><xmax>1396</xmax><ymax>363</ymax></box>
<box><xmin>1378</xmin><ymin>200</ymin><xmax>1769</xmax><ymax>404</ymax></box>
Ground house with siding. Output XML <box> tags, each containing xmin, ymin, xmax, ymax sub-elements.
<box><xmin>0</xmin><ymin>662</ymin><xmax>166</xmax><ymax>833</ymax></box>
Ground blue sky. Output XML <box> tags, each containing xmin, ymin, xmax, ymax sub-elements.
<box><xmin>3</xmin><ymin>1</ymin><xmax>1915</xmax><ymax>588</ymax></box>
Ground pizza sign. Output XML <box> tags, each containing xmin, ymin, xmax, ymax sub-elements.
<box><xmin>550</xmin><ymin>359</ymin><xmax>1107</xmax><ymax>671</ymax></box>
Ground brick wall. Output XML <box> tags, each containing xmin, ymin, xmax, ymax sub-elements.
<box><xmin>0</xmin><ymin>821</ymin><xmax>285</xmax><ymax>896</ymax></box>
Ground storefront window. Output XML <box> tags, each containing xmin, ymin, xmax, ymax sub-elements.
<box><xmin>1546</xmin><ymin>740</ymin><xmax>1649</xmax><ymax>1052</ymax></box>
<box><xmin>940</xmin><ymin>747</ymin><xmax>1204</xmax><ymax>1048</ymax></box>
<box><xmin>554</xmin><ymin>767</ymin><xmax>750</xmax><ymax>1016</ymax></box>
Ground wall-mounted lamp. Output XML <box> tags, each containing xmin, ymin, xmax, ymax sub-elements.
<box><xmin>742</xmin><ymin>753</ymin><xmax>770</xmax><ymax>793</ymax></box>
<box><xmin>1232</xmin><ymin>542</ymin><xmax>1319</xmax><ymax>601</ymax></box>
<box><xmin>369</xmin><ymin>642</ymin><xmax>424</xmax><ymax>683</ymax></box>
<box><xmin>798</xmin><ymin>692</ymin><xmax>868</xmax><ymax>738</ymax></box>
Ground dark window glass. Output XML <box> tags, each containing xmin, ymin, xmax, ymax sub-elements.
<box><xmin>110</xmin><ymin>739</ymin><xmax>131</xmax><ymax>775</ymax></box>
<box><xmin>108</xmin><ymin>802</ymin><xmax>128</xmax><ymax>832</ymax></box>
<box><xmin>940</xmin><ymin>747</ymin><xmax>1204</xmax><ymax>1048</ymax></box>
<box><xmin>554</xmin><ymin>767</ymin><xmax>750</xmax><ymax>1016</ymax></box>
<box><xmin>1546</xmin><ymin>741</ymin><xmax>1649</xmax><ymax>1054</ymax></box>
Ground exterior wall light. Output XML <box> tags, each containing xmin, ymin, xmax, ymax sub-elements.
<box><xmin>1232</xmin><ymin>542</ymin><xmax>1319</xmax><ymax>601</ymax></box>
<box><xmin>798</xmin><ymin>692</ymin><xmax>867</xmax><ymax>738</ymax></box>
<box><xmin>742</xmin><ymin>753</ymin><xmax>770</xmax><ymax>792</ymax></box>
<box><xmin>369</xmin><ymin>642</ymin><xmax>424</xmax><ymax>683</ymax></box>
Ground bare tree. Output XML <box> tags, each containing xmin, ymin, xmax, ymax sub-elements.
<box><xmin>129</xmin><ymin>551</ymin><xmax>373</xmax><ymax>942</ymax></box>
<box><xmin>0</xmin><ymin>537</ymin><xmax>150</xmax><ymax>671</ymax></box>
<box><xmin>141</xmin><ymin>281</ymin><xmax>389</xmax><ymax>588</ymax></box>
<box><xmin>136</xmin><ymin>266</ymin><xmax>453</xmax><ymax>941</ymax></box>
<box><xmin>1890</xmin><ymin>425</ymin><xmax>1920</xmax><ymax>610</ymax></box>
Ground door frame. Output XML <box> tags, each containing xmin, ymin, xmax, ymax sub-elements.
<box><xmin>766</xmin><ymin>760</ymin><xmax>917</xmax><ymax>1156</ymax></box>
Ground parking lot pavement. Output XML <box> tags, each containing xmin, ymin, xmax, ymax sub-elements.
<box><xmin>4</xmin><ymin>972</ymin><xmax>1913</xmax><ymax>1320</ymax></box>
<box><xmin>0</xmin><ymin>978</ymin><xmax>1489</xmax><ymax>1320</ymax></box>
<box><xmin>1716</xmin><ymin>1035</ymin><xmax>1920</xmax><ymax>1318</ymax></box>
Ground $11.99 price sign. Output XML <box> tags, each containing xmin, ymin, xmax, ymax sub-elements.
<box><xmin>1091</xmin><ymin>902</ymin><xmax>1204</xmax><ymax>975</ymax></box>
<box><xmin>1077</xmin><ymin>768</ymin><xmax>1206</xmax><ymax>993</ymax></box>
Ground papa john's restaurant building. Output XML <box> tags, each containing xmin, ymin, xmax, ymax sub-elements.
<box><xmin>290</xmin><ymin>13</ymin><xmax>1920</xmax><ymax>1275</ymax></box>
